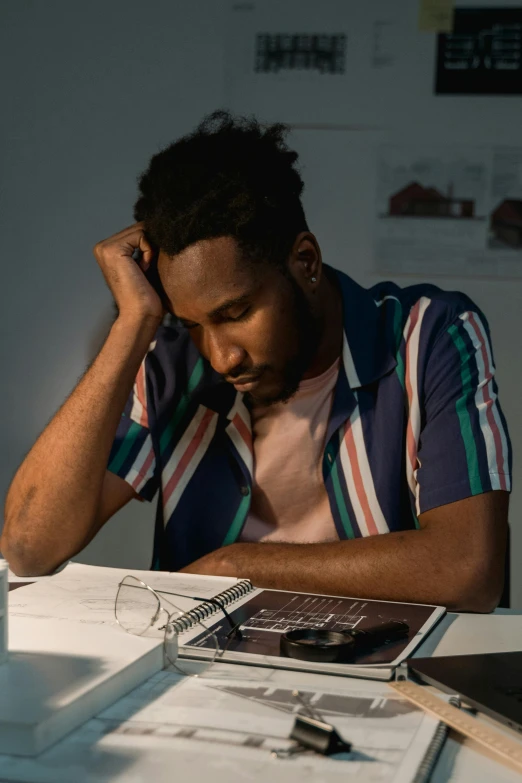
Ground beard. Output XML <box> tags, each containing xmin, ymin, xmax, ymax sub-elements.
<box><xmin>244</xmin><ymin>275</ymin><xmax>323</xmax><ymax>408</ymax></box>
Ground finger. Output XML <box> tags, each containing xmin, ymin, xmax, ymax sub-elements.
<box><xmin>112</xmin><ymin>221</ymin><xmax>147</xmax><ymax>237</ymax></box>
<box><xmin>99</xmin><ymin>222</ymin><xmax>147</xmax><ymax>246</ymax></box>
<box><xmin>138</xmin><ymin>234</ymin><xmax>155</xmax><ymax>267</ymax></box>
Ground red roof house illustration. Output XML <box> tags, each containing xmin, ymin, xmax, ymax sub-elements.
<box><xmin>490</xmin><ymin>199</ymin><xmax>522</xmax><ymax>248</ymax></box>
<box><xmin>389</xmin><ymin>181</ymin><xmax>474</xmax><ymax>218</ymax></box>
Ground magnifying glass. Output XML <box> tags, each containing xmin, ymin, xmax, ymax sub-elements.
<box><xmin>279</xmin><ymin>620</ymin><xmax>409</xmax><ymax>664</ymax></box>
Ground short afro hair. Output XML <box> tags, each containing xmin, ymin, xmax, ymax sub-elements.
<box><xmin>133</xmin><ymin>110</ymin><xmax>309</xmax><ymax>268</ymax></box>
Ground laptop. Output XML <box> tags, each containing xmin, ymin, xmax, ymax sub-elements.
<box><xmin>407</xmin><ymin>652</ymin><xmax>522</xmax><ymax>734</ymax></box>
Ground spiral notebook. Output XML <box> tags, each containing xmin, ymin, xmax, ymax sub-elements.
<box><xmin>174</xmin><ymin>579</ymin><xmax>445</xmax><ymax>681</ymax></box>
<box><xmin>8</xmin><ymin>564</ymin><xmax>444</xmax><ymax>683</ymax></box>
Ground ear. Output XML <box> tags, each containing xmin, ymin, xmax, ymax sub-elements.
<box><xmin>287</xmin><ymin>232</ymin><xmax>322</xmax><ymax>292</ymax></box>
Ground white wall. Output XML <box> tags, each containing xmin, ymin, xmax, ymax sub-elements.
<box><xmin>0</xmin><ymin>0</ymin><xmax>226</xmax><ymax>568</ymax></box>
<box><xmin>1</xmin><ymin>1</ymin><xmax>520</xmax><ymax>602</ymax></box>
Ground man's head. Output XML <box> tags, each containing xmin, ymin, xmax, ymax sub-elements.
<box><xmin>134</xmin><ymin>111</ymin><xmax>327</xmax><ymax>406</ymax></box>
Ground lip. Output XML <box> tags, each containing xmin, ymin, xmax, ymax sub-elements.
<box><xmin>232</xmin><ymin>375</ymin><xmax>262</xmax><ymax>392</ymax></box>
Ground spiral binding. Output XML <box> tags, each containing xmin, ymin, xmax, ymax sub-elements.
<box><xmin>169</xmin><ymin>579</ymin><xmax>254</xmax><ymax>635</ymax></box>
<box><xmin>412</xmin><ymin>696</ymin><xmax>461</xmax><ymax>783</ymax></box>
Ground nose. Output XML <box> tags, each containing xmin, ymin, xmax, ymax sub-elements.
<box><xmin>204</xmin><ymin>329</ymin><xmax>247</xmax><ymax>377</ymax></box>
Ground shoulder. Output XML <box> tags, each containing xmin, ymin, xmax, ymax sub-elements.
<box><xmin>143</xmin><ymin>317</ymin><xmax>192</xmax><ymax>371</ymax></box>
<box><xmin>367</xmin><ymin>280</ymin><xmax>489</xmax><ymax>342</ymax></box>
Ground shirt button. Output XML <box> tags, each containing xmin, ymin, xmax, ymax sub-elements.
<box><xmin>240</xmin><ymin>485</ymin><xmax>250</xmax><ymax>496</ymax></box>
<box><xmin>327</xmin><ymin>452</ymin><xmax>333</xmax><ymax>464</ymax></box>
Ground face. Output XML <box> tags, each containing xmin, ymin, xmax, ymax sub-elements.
<box><xmin>157</xmin><ymin>235</ymin><xmax>323</xmax><ymax>406</ymax></box>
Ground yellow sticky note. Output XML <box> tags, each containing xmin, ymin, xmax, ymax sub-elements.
<box><xmin>418</xmin><ymin>0</ymin><xmax>454</xmax><ymax>32</ymax></box>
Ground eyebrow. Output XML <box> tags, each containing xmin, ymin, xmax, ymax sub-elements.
<box><xmin>176</xmin><ymin>292</ymin><xmax>253</xmax><ymax>324</ymax></box>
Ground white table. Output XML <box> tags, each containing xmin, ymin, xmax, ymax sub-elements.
<box><xmin>3</xmin><ymin>577</ymin><xmax>522</xmax><ymax>783</ymax></box>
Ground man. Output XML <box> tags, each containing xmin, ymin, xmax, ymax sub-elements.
<box><xmin>2</xmin><ymin>112</ymin><xmax>511</xmax><ymax>611</ymax></box>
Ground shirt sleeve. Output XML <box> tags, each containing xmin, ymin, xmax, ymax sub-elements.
<box><xmin>415</xmin><ymin>309</ymin><xmax>512</xmax><ymax>516</ymax></box>
<box><xmin>107</xmin><ymin>359</ymin><xmax>159</xmax><ymax>501</ymax></box>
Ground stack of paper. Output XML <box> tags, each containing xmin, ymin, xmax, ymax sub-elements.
<box><xmin>0</xmin><ymin>615</ymin><xmax>163</xmax><ymax>756</ymax></box>
<box><xmin>3</xmin><ymin>562</ymin><xmax>246</xmax><ymax>756</ymax></box>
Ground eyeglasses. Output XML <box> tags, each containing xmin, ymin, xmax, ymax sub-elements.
<box><xmin>114</xmin><ymin>575</ymin><xmax>242</xmax><ymax>677</ymax></box>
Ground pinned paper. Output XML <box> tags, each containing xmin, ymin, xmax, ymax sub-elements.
<box><xmin>418</xmin><ymin>0</ymin><xmax>454</xmax><ymax>32</ymax></box>
<box><xmin>0</xmin><ymin>562</ymin><xmax>7</xmax><ymax>665</ymax></box>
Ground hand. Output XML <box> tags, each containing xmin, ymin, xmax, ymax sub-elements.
<box><xmin>93</xmin><ymin>222</ymin><xmax>164</xmax><ymax>323</ymax></box>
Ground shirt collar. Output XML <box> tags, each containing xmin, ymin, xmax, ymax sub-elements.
<box><xmin>332</xmin><ymin>267</ymin><xmax>397</xmax><ymax>389</ymax></box>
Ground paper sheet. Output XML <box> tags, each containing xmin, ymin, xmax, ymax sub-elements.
<box><xmin>374</xmin><ymin>144</ymin><xmax>522</xmax><ymax>278</ymax></box>
<box><xmin>418</xmin><ymin>0</ymin><xmax>454</xmax><ymax>32</ymax></box>
<box><xmin>435</xmin><ymin>8</ymin><xmax>522</xmax><ymax>95</ymax></box>
<box><xmin>8</xmin><ymin>562</ymin><xmax>240</xmax><ymax>627</ymax></box>
<box><xmin>224</xmin><ymin>0</ymin><xmax>412</xmax><ymax>127</ymax></box>
<box><xmin>0</xmin><ymin>664</ymin><xmax>440</xmax><ymax>782</ymax></box>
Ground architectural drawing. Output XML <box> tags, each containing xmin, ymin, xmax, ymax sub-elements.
<box><xmin>374</xmin><ymin>145</ymin><xmax>522</xmax><ymax>278</ymax></box>
<box><xmin>254</xmin><ymin>33</ymin><xmax>346</xmax><ymax>74</ymax></box>
<box><xmin>0</xmin><ymin>669</ymin><xmax>439</xmax><ymax>782</ymax></box>
<box><xmin>388</xmin><ymin>182</ymin><xmax>475</xmax><ymax>219</ymax></box>
<box><xmin>436</xmin><ymin>8</ymin><xmax>522</xmax><ymax>94</ymax></box>
<box><xmin>490</xmin><ymin>199</ymin><xmax>522</xmax><ymax>248</ymax></box>
<box><xmin>242</xmin><ymin>594</ymin><xmax>367</xmax><ymax>633</ymax></box>
<box><xmin>211</xmin><ymin>683</ymin><xmax>415</xmax><ymax>719</ymax></box>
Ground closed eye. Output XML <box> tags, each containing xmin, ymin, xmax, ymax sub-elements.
<box><xmin>225</xmin><ymin>307</ymin><xmax>251</xmax><ymax>323</ymax></box>
<box><xmin>178</xmin><ymin>306</ymin><xmax>252</xmax><ymax>330</ymax></box>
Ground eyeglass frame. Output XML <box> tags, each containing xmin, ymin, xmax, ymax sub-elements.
<box><xmin>114</xmin><ymin>575</ymin><xmax>243</xmax><ymax>670</ymax></box>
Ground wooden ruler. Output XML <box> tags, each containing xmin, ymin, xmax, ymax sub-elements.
<box><xmin>389</xmin><ymin>679</ymin><xmax>522</xmax><ymax>774</ymax></box>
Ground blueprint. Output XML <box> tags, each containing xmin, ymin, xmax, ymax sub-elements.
<box><xmin>0</xmin><ymin>663</ymin><xmax>440</xmax><ymax>783</ymax></box>
<box><xmin>188</xmin><ymin>589</ymin><xmax>438</xmax><ymax>665</ymax></box>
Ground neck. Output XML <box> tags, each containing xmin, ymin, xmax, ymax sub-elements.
<box><xmin>302</xmin><ymin>270</ymin><xmax>343</xmax><ymax>380</ymax></box>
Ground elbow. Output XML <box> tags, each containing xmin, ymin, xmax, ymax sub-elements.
<box><xmin>450</xmin><ymin>589</ymin><xmax>499</xmax><ymax>614</ymax></box>
<box><xmin>466</xmin><ymin>579</ymin><xmax>503</xmax><ymax>614</ymax></box>
<box><xmin>444</xmin><ymin>563</ymin><xmax>503</xmax><ymax>614</ymax></box>
<box><xmin>2</xmin><ymin>492</ymin><xmax>55</xmax><ymax>575</ymax></box>
<box><xmin>2</xmin><ymin>493</ymin><xmax>73</xmax><ymax>576</ymax></box>
<box><xmin>0</xmin><ymin>529</ymin><xmax>60</xmax><ymax>577</ymax></box>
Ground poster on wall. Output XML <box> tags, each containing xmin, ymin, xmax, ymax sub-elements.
<box><xmin>436</xmin><ymin>7</ymin><xmax>522</xmax><ymax>94</ymax></box>
<box><xmin>374</xmin><ymin>145</ymin><xmax>522</xmax><ymax>278</ymax></box>
<box><xmin>223</xmin><ymin>1</ymin><xmax>412</xmax><ymax>127</ymax></box>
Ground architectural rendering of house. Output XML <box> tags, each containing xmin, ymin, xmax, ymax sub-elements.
<box><xmin>388</xmin><ymin>181</ymin><xmax>475</xmax><ymax>218</ymax></box>
<box><xmin>490</xmin><ymin>199</ymin><xmax>522</xmax><ymax>248</ymax></box>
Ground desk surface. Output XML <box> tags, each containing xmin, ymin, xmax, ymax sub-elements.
<box><xmin>3</xmin><ymin>577</ymin><xmax>522</xmax><ymax>783</ymax></box>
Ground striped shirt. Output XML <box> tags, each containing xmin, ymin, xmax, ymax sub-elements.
<box><xmin>107</xmin><ymin>268</ymin><xmax>512</xmax><ymax>571</ymax></box>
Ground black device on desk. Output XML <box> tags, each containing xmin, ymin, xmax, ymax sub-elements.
<box><xmin>408</xmin><ymin>651</ymin><xmax>522</xmax><ymax>734</ymax></box>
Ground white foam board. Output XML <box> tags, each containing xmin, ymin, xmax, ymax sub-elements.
<box><xmin>0</xmin><ymin>616</ymin><xmax>163</xmax><ymax>756</ymax></box>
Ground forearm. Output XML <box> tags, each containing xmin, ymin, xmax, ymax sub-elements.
<box><xmin>188</xmin><ymin>526</ymin><xmax>499</xmax><ymax>612</ymax></box>
<box><xmin>2</xmin><ymin>314</ymin><xmax>159</xmax><ymax>574</ymax></box>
